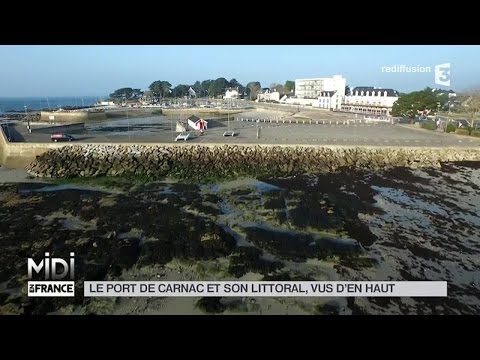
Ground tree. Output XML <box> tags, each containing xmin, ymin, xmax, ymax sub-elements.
<box><xmin>192</xmin><ymin>81</ymin><xmax>204</xmax><ymax>97</ymax></box>
<box><xmin>284</xmin><ymin>80</ymin><xmax>295</xmax><ymax>93</ymax></box>
<box><xmin>149</xmin><ymin>80</ymin><xmax>172</xmax><ymax>98</ymax></box>
<box><xmin>391</xmin><ymin>88</ymin><xmax>448</xmax><ymax>120</ymax></box>
<box><xmin>132</xmin><ymin>89</ymin><xmax>143</xmax><ymax>99</ymax></box>
<box><xmin>345</xmin><ymin>85</ymin><xmax>351</xmax><ymax>96</ymax></box>
<box><xmin>246</xmin><ymin>81</ymin><xmax>262</xmax><ymax>100</ymax></box>
<box><xmin>162</xmin><ymin>81</ymin><xmax>173</xmax><ymax>98</ymax></box>
<box><xmin>228</xmin><ymin>78</ymin><xmax>245</xmax><ymax>95</ymax></box>
<box><xmin>148</xmin><ymin>81</ymin><xmax>162</xmax><ymax>98</ymax></box>
<box><xmin>110</xmin><ymin>87</ymin><xmax>134</xmax><ymax>99</ymax></box>
<box><xmin>201</xmin><ymin>80</ymin><xmax>213</xmax><ymax>97</ymax></box>
<box><xmin>270</xmin><ymin>83</ymin><xmax>284</xmax><ymax>94</ymax></box>
<box><xmin>172</xmin><ymin>84</ymin><xmax>189</xmax><ymax>98</ymax></box>
<box><xmin>208</xmin><ymin>81</ymin><xmax>223</xmax><ymax>98</ymax></box>
<box><xmin>228</xmin><ymin>78</ymin><xmax>241</xmax><ymax>88</ymax></box>
<box><xmin>208</xmin><ymin>77</ymin><xmax>229</xmax><ymax>98</ymax></box>
<box><xmin>461</xmin><ymin>90</ymin><xmax>480</xmax><ymax>127</ymax></box>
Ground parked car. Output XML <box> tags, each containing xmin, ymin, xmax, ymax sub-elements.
<box><xmin>51</xmin><ymin>133</ymin><xmax>75</xmax><ymax>142</ymax></box>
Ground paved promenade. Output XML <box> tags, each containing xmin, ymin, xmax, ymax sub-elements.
<box><xmin>10</xmin><ymin>122</ymin><xmax>480</xmax><ymax>148</ymax></box>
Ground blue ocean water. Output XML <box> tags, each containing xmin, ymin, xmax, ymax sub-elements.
<box><xmin>0</xmin><ymin>96</ymin><xmax>102</xmax><ymax>113</ymax></box>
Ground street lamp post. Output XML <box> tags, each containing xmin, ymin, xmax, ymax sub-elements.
<box><xmin>444</xmin><ymin>100</ymin><xmax>451</xmax><ymax>133</ymax></box>
<box><xmin>25</xmin><ymin>105</ymin><xmax>31</xmax><ymax>133</ymax></box>
<box><xmin>447</xmin><ymin>98</ymin><xmax>452</xmax><ymax>123</ymax></box>
<box><xmin>171</xmin><ymin>111</ymin><xmax>174</xmax><ymax>143</ymax></box>
<box><xmin>436</xmin><ymin>101</ymin><xmax>441</xmax><ymax>130</ymax></box>
<box><xmin>126</xmin><ymin>107</ymin><xmax>130</xmax><ymax>142</ymax></box>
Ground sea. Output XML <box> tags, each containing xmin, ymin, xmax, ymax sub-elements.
<box><xmin>0</xmin><ymin>96</ymin><xmax>103</xmax><ymax>114</ymax></box>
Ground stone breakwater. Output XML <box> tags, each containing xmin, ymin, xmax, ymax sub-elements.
<box><xmin>25</xmin><ymin>144</ymin><xmax>480</xmax><ymax>180</ymax></box>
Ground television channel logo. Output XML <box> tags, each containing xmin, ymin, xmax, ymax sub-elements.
<box><xmin>27</xmin><ymin>252</ymin><xmax>75</xmax><ymax>297</ymax></box>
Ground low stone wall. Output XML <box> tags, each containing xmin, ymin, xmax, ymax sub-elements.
<box><xmin>40</xmin><ymin>111</ymin><xmax>106</xmax><ymax>123</ymax></box>
<box><xmin>0</xmin><ymin>123</ymin><xmax>78</xmax><ymax>168</ymax></box>
<box><xmin>1</xmin><ymin>142</ymin><xmax>70</xmax><ymax>169</ymax></box>
<box><xmin>26</xmin><ymin>144</ymin><xmax>480</xmax><ymax>180</ymax></box>
<box><xmin>0</xmin><ymin>123</ymin><xmax>8</xmax><ymax>163</ymax></box>
<box><xmin>31</xmin><ymin>122</ymin><xmax>85</xmax><ymax>134</ymax></box>
<box><xmin>162</xmin><ymin>108</ymin><xmax>244</xmax><ymax>116</ymax></box>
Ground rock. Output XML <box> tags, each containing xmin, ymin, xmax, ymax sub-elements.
<box><xmin>200</xmin><ymin>232</ymin><xmax>220</xmax><ymax>243</ymax></box>
<box><xmin>0</xmin><ymin>303</ymin><xmax>23</xmax><ymax>315</ymax></box>
<box><xmin>111</xmin><ymin>237</ymin><xmax>141</xmax><ymax>275</ymax></box>
<box><xmin>196</xmin><ymin>297</ymin><xmax>226</xmax><ymax>314</ymax></box>
<box><xmin>25</xmin><ymin>145</ymin><xmax>480</xmax><ymax>181</ymax></box>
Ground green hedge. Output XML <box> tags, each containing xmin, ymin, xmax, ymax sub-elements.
<box><xmin>446</xmin><ymin>124</ymin><xmax>457</xmax><ymax>133</ymax></box>
<box><xmin>420</xmin><ymin>121</ymin><xmax>437</xmax><ymax>130</ymax></box>
<box><xmin>455</xmin><ymin>128</ymin><xmax>471</xmax><ymax>136</ymax></box>
<box><xmin>471</xmin><ymin>130</ymin><xmax>480</xmax><ymax>137</ymax></box>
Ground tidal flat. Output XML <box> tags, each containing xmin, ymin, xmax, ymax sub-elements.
<box><xmin>0</xmin><ymin>162</ymin><xmax>479</xmax><ymax>315</ymax></box>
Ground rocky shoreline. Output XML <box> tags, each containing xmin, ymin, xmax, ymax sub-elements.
<box><xmin>26</xmin><ymin>144</ymin><xmax>480</xmax><ymax>180</ymax></box>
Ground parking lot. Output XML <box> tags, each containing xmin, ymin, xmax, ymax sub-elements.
<box><xmin>5</xmin><ymin>111</ymin><xmax>480</xmax><ymax>148</ymax></box>
<box><xmin>188</xmin><ymin>121</ymin><xmax>480</xmax><ymax>147</ymax></box>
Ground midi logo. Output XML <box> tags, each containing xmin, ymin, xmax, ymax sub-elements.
<box><xmin>27</xmin><ymin>252</ymin><xmax>75</xmax><ymax>297</ymax></box>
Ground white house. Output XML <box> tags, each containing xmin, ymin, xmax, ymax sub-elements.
<box><xmin>224</xmin><ymin>88</ymin><xmax>240</xmax><ymax>99</ymax></box>
<box><xmin>318</xmin><ymin>91</ymin><xmax>343</xmax><ymax>110</ymax></box>
<box><xmin>295</xmin><ymin>75</ymin><xmax>346</xmax><ymax>99</ymax></box>
<box><xmin>257</xmin><ymin>89</ymin><xmax>280</xmax><ymax>102</ymax></box>
<box><xmin>341</xmin><ymin>86</ymin><xmax>399</xmax><ymax>116</ymax></box>
<box><xmin>187</xmin><ymin>115</ymin><xmax>208</xmax><ymax>131</ymax></box>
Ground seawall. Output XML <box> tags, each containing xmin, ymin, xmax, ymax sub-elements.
<box><xmin>24</xmin><ymin>143</ymin><xmax>480</xmax><ymax>180</ymax></box>
<box><xmin>39</xmin><ymin>111</ymin><xmax>106</xmax><ymax>122</ymax></box>
<box><xmin>0</xmin><ymin>123</ymin><xmax>76</xmax><ymax>168</ymax></box>
<box><xmin>31</xmin><ymin>122</ymin><xmax>85</xmax><ymax>134</ymax></box>
<box><xmin>162</xmin><ymin>108</ymin><xmax>245</xmax><ymax>116</ymax></box>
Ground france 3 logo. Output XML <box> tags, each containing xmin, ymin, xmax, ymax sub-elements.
<box><xmin>27</xmin><ymin>252</ymin><xmax>75</xmax><ymax>297</ymax></box>
<box><xmin>435</xmin><ymin>63</ymin><xmax>451</xmax><ymax>87</ymax></box>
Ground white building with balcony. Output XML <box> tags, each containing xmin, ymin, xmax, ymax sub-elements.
<box><xmin>341</xmin><ymin>86</ymin><xmax>399</xmax><ymax>116</ymax></box>
<box><xmin>295</xmin><ymin>75</ymin><xmax>346</xmax><ymax>99</ymax></box>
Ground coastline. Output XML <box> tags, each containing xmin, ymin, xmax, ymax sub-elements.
<box><xmin>1</xmin><ymin>162</ymin><xmax>479</xmax><ymax>314</ymax></box>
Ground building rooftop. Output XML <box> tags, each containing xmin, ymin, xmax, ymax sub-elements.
<box><xmin>296</xmin><ymin>75</ymin><xmax>346</xmax><ymax>81</ymax></box>
<box><xmin>352</xmin><ymin>87</ymin><xmax>399</xmax><ymax>97</ymax></box>
<box><xmin>187</xmin><ymin>115</ymin><xmax>201</xmax><ymax>122</ymax></box>
<box><xmin>319</xmin><ymin>91</ymin><xmax>337</xmax><ymax>97</ymax></box>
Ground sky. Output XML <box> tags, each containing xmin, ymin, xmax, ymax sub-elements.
<box><xmin>0</xmin><ymin>45</ymin><xmax>478</xmax><ymax>97</ymax></box>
